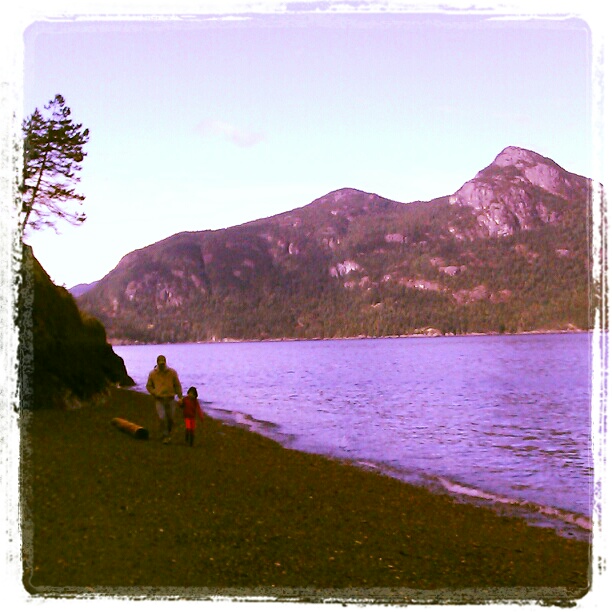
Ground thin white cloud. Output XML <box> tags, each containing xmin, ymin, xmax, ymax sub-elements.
<box><xmin>196</xmin><ymin>119</ymin><xmax>266</xmax><ymax>148</ymax></box>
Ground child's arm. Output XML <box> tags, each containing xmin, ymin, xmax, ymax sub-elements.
<box><xmin>197</xmin><ymin>399</ymin><xmax>204</xmax><ymax>421</ymax></box>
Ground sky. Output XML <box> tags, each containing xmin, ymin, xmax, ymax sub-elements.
<box><xmin>13</xmin><ymin>0</ymin><xmax>600</xmax><ymax>288</ymax></box>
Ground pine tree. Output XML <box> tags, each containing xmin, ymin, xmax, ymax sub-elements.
<box><xmin>20</xmin><ymin>94</ymin><xmax>90</xmax><ymax>238</ymax></box>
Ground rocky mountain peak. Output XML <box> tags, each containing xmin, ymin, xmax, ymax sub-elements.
<box><xmin>300</xmin><ymin>188</ymin><xmax>402</xmax><ymax>221</ymax></box>
<box><xmin>326</xmin><ymin>187</ymin><xmax>368</xmax><ymax>201</ymax></box>
<box><xmin>313</xmin><ymin>188</ymin><xmax>384</xmax><ymax>207</ymax></box>
<box><xmin>492</xmin><ymin>146</ymin><xmax>548</xmax><ymax>168</ymax></box>
<box><xmin>490</xmin><ymin>146</ymin><xmax>587</xmax><ymax>198</ymax></box>
<box><xmin>450</xmin><ymin>146</ymin><xmax>589</xmax><ymax>238</ymax></box>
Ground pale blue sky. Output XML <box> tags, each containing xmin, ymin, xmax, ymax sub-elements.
<box><xmin>22</xmin><ymin>7</ymin><xmax>594</xmax><ymax>288</ymax></box>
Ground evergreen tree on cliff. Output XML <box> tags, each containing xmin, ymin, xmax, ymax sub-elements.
<box><xmin>17</xmin><ymin>95</ymin><xmax>134</xmax><ymax>408</ymax></box>
<box><xmin>19</xmin><ymin>94</ymin><xmax>90</xmax><ymax>238</ymax></box>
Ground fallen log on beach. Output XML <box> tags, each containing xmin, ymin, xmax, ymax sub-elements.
<box><xmin>111</xmin><ymin>417</ymin><xmax>149</xmax><ymax>440</ymax></box>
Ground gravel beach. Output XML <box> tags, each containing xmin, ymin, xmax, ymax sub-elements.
<box><xmin>20</xmin><ymin>387</ymin><xmax>591</xmax><ymax>604</ymax></box>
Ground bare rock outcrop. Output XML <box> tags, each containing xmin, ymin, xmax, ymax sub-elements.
<box><xmin>449</xmin><ymin>146</ymin><xmax>590</xmax><ymax>238</ymax></box>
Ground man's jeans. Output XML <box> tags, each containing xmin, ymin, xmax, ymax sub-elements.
<box><xmin>155</xmin><ymin>397</ymin><xmax>176</xmax><ymax>438</ymax></box>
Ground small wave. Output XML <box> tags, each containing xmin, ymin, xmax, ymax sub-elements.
<box><xmin>435</xmin><ymin>475</ymin><xmax>592</xmax><ymax>538</ymax></box>
<box><xmin>205</xmin><ymin>407</ymin><xmax>278</xmax><ymax>431</ymax></box>
<box><xmin>350</xmin><ymin>460</ymin><xmax>591</xmax><ymax>541</ymax></box>
<box><xmin>205</xmin><ymin>406</ymin><xmax>298</xmax><ymax>446</ymax></box>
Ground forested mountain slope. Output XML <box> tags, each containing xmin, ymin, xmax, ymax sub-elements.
<box><xmin>77</xmin><ymin>146</ymin><xmax>592</xmax><ymax>343</ymax></box>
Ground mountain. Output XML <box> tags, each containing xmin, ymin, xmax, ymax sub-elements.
<box><xmin>77</xmin><ymin>147</ymin><xmax>592</xmax><ymax>343</ymax></box>
<box><xmin>69</xmin><ymin>280</ymin><xmax>99</xmax><ymax>297</ymax></box>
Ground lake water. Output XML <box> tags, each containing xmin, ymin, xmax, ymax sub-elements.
<box><xmin>114</xmin><ymin>333</ymin><xmax>594</xmax><ymax>540</ymax></box>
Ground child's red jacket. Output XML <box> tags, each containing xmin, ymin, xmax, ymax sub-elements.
<box><xmin>181</xmin><ymin>396</ymin><xmax>202</xmax><ymax>419</ymax></box>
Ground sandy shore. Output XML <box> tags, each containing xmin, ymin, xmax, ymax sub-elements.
<box><xmin>20</xmin><ymin>387</ymin><xmax>591</xmax><ymax>603</ymax></box>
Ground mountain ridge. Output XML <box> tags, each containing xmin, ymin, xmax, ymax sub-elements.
<box><xmin>77</xmin><ymin>146</ymin><xmax>592</xmax><ymax>343</ymax></box>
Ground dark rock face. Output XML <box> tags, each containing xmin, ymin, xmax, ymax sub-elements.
<box><xmin>17</xmin><ymin>245</ymin><xmax>134</xmax><ymax>409</ymax></box>
<box><xmin>76</xmin><ymin>147</ymin><xmax>592</xmax><ymax>342</ymax></box>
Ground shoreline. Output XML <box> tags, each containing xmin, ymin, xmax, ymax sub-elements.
<box><xmin>21</xmin><ymin>387</ymin><xmax>591</xmax><ymax>602</ymax></box>
<box><xmin>108</xmin><ymin>327</ymin><xmax>590</xmax><ymax>346</ymax></box>
<box><xmin>341</xmin><ymin>457</ymin><xmax>592</xmax><ymax>542</ymax></box>
<box><xmin>118</xmin><ymin>382</ymin><xmax>593</xmax><ymax>544</ymax></box>
<box><xmin>186</xmin><ymin>392</ymin><xmax>593</xmax><ymax>542</ymax></box>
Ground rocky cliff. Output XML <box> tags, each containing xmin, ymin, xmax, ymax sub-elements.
<box><xmin>77</xmin><ymin>147</ymin><xmax>592</xmax><ymax>343</ymax></box>
<box><xmin>18</xmin><ymin>245</ymin><xmax>134</xmax><ymax>409</ymax></box>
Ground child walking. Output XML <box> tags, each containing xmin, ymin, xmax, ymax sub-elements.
<box><xmin>180</xmin><ymin>386</ymin><xmax>204</xmax><ymax>447</ymax></box>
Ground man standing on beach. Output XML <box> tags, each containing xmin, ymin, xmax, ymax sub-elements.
<box><xmin>146</xmin><ymin>355</ymin><xmax>183</xmax><ymax>444</ymax></box>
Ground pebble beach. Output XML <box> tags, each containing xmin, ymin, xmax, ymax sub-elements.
<box><xmin>20</xmin><ymin>387</ymin><xmax>591</xmax><ymax>604</ymax></box>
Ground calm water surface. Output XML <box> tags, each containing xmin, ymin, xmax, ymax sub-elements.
<box><xmin>114</xmin><ymin>333</ymin><xmax>593</xmax><ymax>539</ymax></box>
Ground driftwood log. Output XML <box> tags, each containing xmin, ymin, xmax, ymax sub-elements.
<box><xmin>111</xmin><ymin>417</ymin><xmax>149</xmax><ymax>440</ymax></box>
